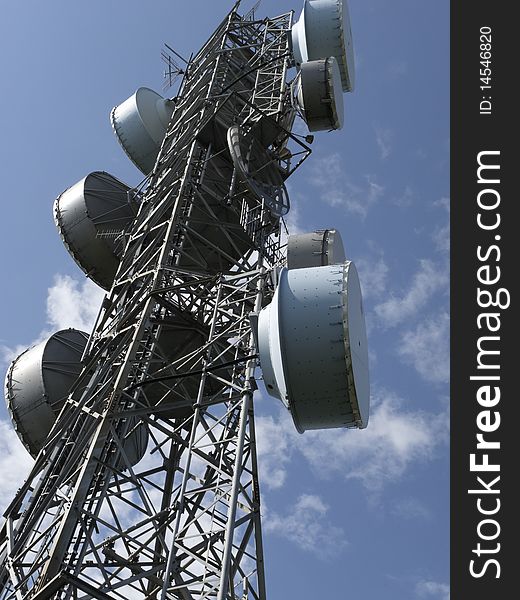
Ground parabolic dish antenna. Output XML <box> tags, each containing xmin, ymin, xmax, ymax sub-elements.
<box><xmin>258</xmin><ymin>261</ymin><xmax>369</xmax><ymax>432</ymax></box>
<box><xmin>111</xmin><ymin>87</ymin><xmax>174</xmax><ymax>175</ymax></box>
<box><xmin>4</xmin><ymin>329</ymin><xmax>88</xmax><ymax>456</ymax></box>
<box><xmin>5</xmin><ymin>329</ymin><xmax>148</xmax><ymax>466</ymax></box>
<box><xmin>292</xmin><ymin>0</ymin><xmax>355</xmax><ymax>92</ymax></box>
<box><xmin>287</xmin><ymin>228</ymin><xmax>346</xmax><ymax>269</ymax></box>
<box><xmin>297</xmin><ymin>56</ymin><xmax>344</xmax><ymax>131</ymax></box>
<box><xmin>227</xmin><ymin>125</ymin><xmax>290</xmax><ymax>217</ymax></box>
<box><xmin>54</xmin><ymin>171</ymin><xmax>136</xmax><ymax>290</ymax></box>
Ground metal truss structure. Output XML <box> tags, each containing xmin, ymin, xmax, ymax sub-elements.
<box><xmin>1</xmin><ymin>4</ymin><xmax>312</xmax><ymax>600</ymax></box>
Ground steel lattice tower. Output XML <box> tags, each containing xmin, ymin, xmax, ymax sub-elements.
<box><xmin>1</xmin><ymin>4</ymin><xmax>313</xmax><ymax>600</ymax></box>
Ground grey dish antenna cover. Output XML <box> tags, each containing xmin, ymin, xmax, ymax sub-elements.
<box><xmin>287</xmin><ymin>228</ymin><xmax>346</xmax><ymax>269</ymax></box>
<box><xmin>292</xmin><ymin>0</ymin><xmax>355</xmax><ymax>92</ymax></box>
<box><xmin>297</xmin><ymin>57</ymin><xmax>344</xmax><ymax>132</ymax></box>
<box><xmin>111</xmin><ymin>87</ymin><xmax>174</xmax><ymax>175</ymax></box>
<box><xmin>227</xmin><ymin>125</ymin><xmax>290</xmax><ymax>217</ymax></box>
<box><xmin>5</xmin><ymin>329</ymin><xmax>148</xmax><ymax>466</ymax></box>
<box><xmin>5</xmin><ymin>329</ymin><xmax>88</xmax><ymax>456</ymax></box>
<box><xmin>258</xmin><ymin>262</ymin><xmax>369</xmax><ymax>432</ymax></box>
<box><xmin>54</xmin><ymin>171</ymin><xmax>137</xmax><ymax>290</ymax></box>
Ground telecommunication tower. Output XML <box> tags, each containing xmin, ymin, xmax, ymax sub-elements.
<box><xmin>1</xmin><ymin>2</ymin><xmax>369</xmax><ymax>599</ymax></box>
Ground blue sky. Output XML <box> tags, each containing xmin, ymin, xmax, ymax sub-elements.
<box><xmin>0</xmin><ymin>1</ymin><xmax>449</xmax><ymax>599</ymax></box>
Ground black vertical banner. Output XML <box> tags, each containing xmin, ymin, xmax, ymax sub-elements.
<box><xmin>451</xmin><ymin>3</ymin><xmax>516</xmax><ymax>599</ymax></box>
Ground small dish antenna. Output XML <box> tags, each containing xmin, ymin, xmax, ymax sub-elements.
<box><xmin>292</xmin><ymin>0</ymin><xmax>355</xmax><ymax>92</ymax></box>
<box><xmin>5</xmin><ymin>329</ymin><xmax>149</xmax><ymax>466</ymax></box>
<box><xmin>296</xmin><ymin>56</ymin><xmax>345</xmax><ymax>131</ymax></box>
<box><xmin>5</xmin><ymin>329</ymin><xmax>88</xmax><ymax>456</ymax></box>
<box><xmin>227</xmin><ymin>125</ymin><xmax>290</xmax><ymax>217</ymax></box>
<box><xmin>287</xmin><ymin>228</ymin><xmax>346</xmax><ymax>269</ymax></box>
<box><xmin>111</xmin><ymin>87</ymin><xmax>174</xmax><ymax>175</ymax></box>
<box><xmin>54</xmin><ymin>171</ymin><xmax>137</xmax><ymax>290</ymax></box>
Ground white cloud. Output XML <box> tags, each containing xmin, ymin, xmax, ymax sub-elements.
<box><xmin>355</xmin><ymin>255</ymin><xmax>389</xmax><ymax>300</ymax></box>
<box><xmin>263</xmin><ymin>494</ymin><xmax>347</xmax><ymax>557</ymax></box>
<box><xmin>1</xmin><ymin>274</ymin><xmax>104</xmax><ymax>373</ymax></box>
<box><xmin>433</xmin><ymin>224</ymin><xmax>450</xmax><ymax>254</ymax></box>
<box><xmin>46</xmin><ymin>274</ymin><xmax>104</xmax><ymax>332</ymax></box>
<box><xmin>415</xmin><ymin>580</ymin><xmax>450</xmax><ymax>600</ymax></box>
<box><xmin>432</xmin><ymin>197</ymin><xmax>450</xmax><ymax>254</ymax></box>
<box><xmin>281</xmin><ymin>187</ymin><xmax>306</xmax><ymax>248</ymax></box>
<box><xmin>283</xmin><ymin>202</ymin><xmax>304</xmax><ymax>236</ymax></box>
<box><xmin>434</xmin><ymin>197</ymin><xmax>450</xmax><ymax>212</ymax></box>
<box><xmin>308</xmin><ymin>154</ymin><xmax>384</xmax><ymax>219</ymax></box>
<box><xmin>399</xmin><ymin>312</ymin><xmax>450</xmax><ymax>384</ymax></box>
<box><xmin>0</xmin><ymin>420</ymin><xmax>34</xmax><ymax>514</ymax></box>
<box><xmin>295</xmin><ymin>392</ymin><xmax>449</xmax><ymax>494</ymax></box>
<box><xmin>255</xmin><ymin>413</ymin><xmax>293</xmax><ymax>490</ymax></box>
<box><xmin>394</xmin><ymin>185</ymin><xmax>415</xmax><ymax>208</ymax></box>
<box><xmin>374</xmin><ymin>259</ymin><xmax>448</xmax><ymax>328</ymax></box>
<box><xmin>392</xmin><ymin>497</ymin><xmax>432</xmax><ymax>520</ymax></box>
<box><xmin>256</xmin><ymin>388</ymin><xmax>448</xmax><ymax>498</ymax></box>
<box><xmin>375</xmin><ymin>126</ymin><xmax>393</xmax><ymax>160</ymax></box>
